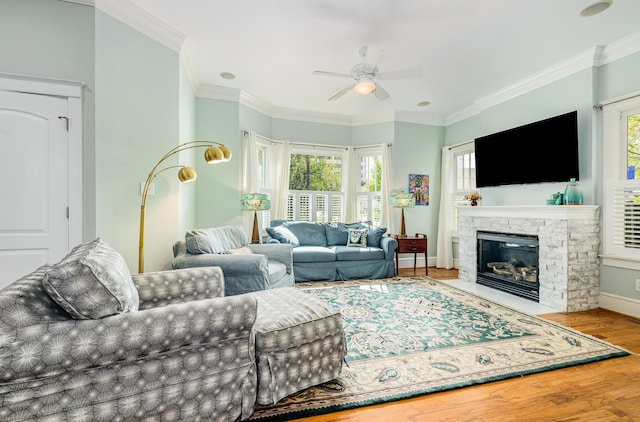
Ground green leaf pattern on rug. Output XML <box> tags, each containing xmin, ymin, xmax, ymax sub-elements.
<box><xmin>309</xmin><ymin>283</ymin><xmax>535</xmax><ymax>362</ymax></box>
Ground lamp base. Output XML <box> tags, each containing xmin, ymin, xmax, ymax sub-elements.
<box><xmin>400</xmin><ymin>207</ymin><xmax>407</xmax><ymax>236</ymax></box>
<box><xmin>251</xmin><ymin>210</ymin><xmax>260</xmax><ymax>244</ymax></box>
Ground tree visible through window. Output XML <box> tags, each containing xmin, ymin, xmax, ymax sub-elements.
<box><xmin>289</xmin><ymin>153</ymin><xmax>342</xmax><ymax>191</ymax></box>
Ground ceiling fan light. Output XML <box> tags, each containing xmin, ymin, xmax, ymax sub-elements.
<box><xmin>354</xmin><ymin>79</ymin><xmax>376</xmax><ymax>95</ymax></box>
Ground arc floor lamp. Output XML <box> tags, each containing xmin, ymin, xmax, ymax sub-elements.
<box><xmin>138</xmin><ymin>140</ymin><xmax>231</xmax><ymax>273</ymax></box>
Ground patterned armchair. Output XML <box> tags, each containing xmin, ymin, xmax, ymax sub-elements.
<box><xmin>0</xmin><ymin>264</ymin><xmax>258</xmax><ymax>421</ymax></box>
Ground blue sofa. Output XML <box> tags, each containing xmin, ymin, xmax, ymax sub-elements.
<box><xmin>266</xmin><ymin>220</ymin><xmax>398</xmax><ymax>282</ymax></box>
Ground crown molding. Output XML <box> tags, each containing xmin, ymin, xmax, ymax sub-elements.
<box><xmin>271</xmin><ymin>107</ymin><xmax>353</xmax><ymax>126</ymax></box>
<box><xmin>395</xmin><ymin>110</ymin><xmax>445</xmax><ymax>126</ymax></box>
<box><xmin>95</xmin><ymin>0</ymin><xmax>185</xmax><ymax>52</ymax></box>
<box><xmin>597</xmin><ymin>30</ymin><xmax>640</xmax><ymax>66</ymax></box>
<box><xmin>58</xmin><ymin>0</ymin><xmax>94</xmax><ymax>5</ymax></box>
<box><xmin>196</xmin><ymin>84</ymin><xmax>241</xmax><ymax>102</ymax></box>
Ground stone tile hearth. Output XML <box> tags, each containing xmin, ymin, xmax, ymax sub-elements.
<box><xmin>458</xmin><ymin>206</ymin><xmax>600</xmax><ymax>312</ymax></box>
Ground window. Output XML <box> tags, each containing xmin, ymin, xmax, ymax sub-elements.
<box><xmin>451</xmin><ymin>143</ymin><xmax>476</xmax><ymax>234</ymax></box>
<box><xmin>355</xmin><ymin>150</ymin><xmax>383</xmax><ymax>225</ymax></box>
<box><xmin>287</xmin><ymin>148</ymin><xmax>346</xmax><ymax>222</ymax></box>
<box><xmin>603</xmin><ymin>94</ymin><xmax>640</xmax><ymax>265</ymax></box>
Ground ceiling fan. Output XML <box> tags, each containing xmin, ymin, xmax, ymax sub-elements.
<box><xmin>312</xmin><ymin>46</ymin><xmax>422</xmax><ymax>101</ymax></box>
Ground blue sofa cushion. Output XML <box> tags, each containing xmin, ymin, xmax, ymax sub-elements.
<box><xmin>332</xmin><ymin>246</ymin><xmax>385</xmax><ymax>261</ymax></box>
<box><xmin>365</xmin><ymin>226</ymin><xmax>387</xmax><ymax>248</ymax></box>
<box><xmin>265</xmin><ymin>226</ymin><xmax>300</xmax><ymax>246</ymax></box>
<box><xmin>269</xmin><ymin>221</ymin><xmax>327</xmax><ymax>246</ymax></box>
<box><xmin>292</xmin><ymin>246</ymin><xmax>336</xmax><ymax>263</ymax></box>
<box><xmin>326</xmin><ymin>222</ymin><xmax>387</xmax><ymax>248</ymax></box>
<box><xmin>186</xmin><ymin>225</ymin><xmax>248</xmax><ymax>254</ymax></box>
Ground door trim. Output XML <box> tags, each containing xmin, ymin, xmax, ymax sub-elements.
<box><xmin>0</xmin><ymin>73</ymin><xmax>84</xmax><ymax>251</ymax></box>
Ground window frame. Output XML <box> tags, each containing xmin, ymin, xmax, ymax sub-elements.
<box><xmin>602</xmin><ymin>93</ymin><xmax>640</xmax><ymax>269</ymax></box>
<box><xmin>451</xmin><ymin>142</ymin><xmax>476</xmax><ymax>237</ymax></box>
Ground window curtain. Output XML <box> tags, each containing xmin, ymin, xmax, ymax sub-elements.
<box><xmin>380</xmin><ymin>143</ymin><xmax>393</xmax><ymax>232</ymax></box>
<box><xmin>436</xmin><ymin>146</ymin><xmax>454</xmax><ymax>269</ymax></box>
<box><xmin>345</xmin><ymin>147</ymin><xmax>359</xmax><ymax>223</ymax></box>
<box><xmin>273</xmin><ymin>140</ymin><xmax>291</xmax><ymax>220</ymax></box>
<box><xmin>242</xmin><ymin>130</ymin><xmax>259</xmax><ymax>236</ymax></box>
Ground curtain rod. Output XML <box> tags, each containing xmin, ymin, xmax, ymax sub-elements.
<box><xmin>243</xmin><ymin>130</ymin><xmax>390</xmax><ymax>151</ymax></box>
<box><xmin>448</xmin><ymin>140</ymin><xmax>474</xmax><ymax>150</ymax></box>
<box><xmin>594</xmin><ymin>91</ymin><xmax>640</xmax><ymax>110</ymax></box>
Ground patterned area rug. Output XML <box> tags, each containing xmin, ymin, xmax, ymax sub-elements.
<box><xmin>249</xmin><ymin>277</ymin><xmax>629</xmax><ymax>421</ymax></box>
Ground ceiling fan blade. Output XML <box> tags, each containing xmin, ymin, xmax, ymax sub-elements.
<box><xmin>328</xmin><ymin>84</ymin><xmax>355</xmax><ymax>101</ymax></box>
<box><xmin>374</xmin><ymin>83</ymin><xmax>390</xmax><ymax>101</ymax></box>
<box><xmin>362</xmin><ymin>47</ymin><xmax>382</xmax><ymax>73</ymax></box>
<box><xmin>377</xmin><ymin>67</ymin><xmax>423</xmax><ymax>80</ymax></box>
<box><xmin>312</xmin><ymin>70</ymin><xmax>352</xmax><ymax>78</ymax></box>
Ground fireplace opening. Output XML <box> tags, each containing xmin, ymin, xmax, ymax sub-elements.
<box><xmin>477</xmin><ymin>231</ymin><xmax>539</xmax><ymax>302</ymax></box>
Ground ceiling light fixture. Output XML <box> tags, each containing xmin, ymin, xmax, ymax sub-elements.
<box><xmin>580</xmin><ymin>0</ymin><xmax>612</xmax><ymax>17</ymax></box>
<box><xmin>417</xmin><ymin>101</ymin><xmax>431</xmax><ymax>107</ymax></box>
<box><xmin>353</xmin><ymin>77</ymin><xmax>376</xmax><ymax>95</ymax></box>
<box><xmin>220</xmin><ymin>72</ymin><xmax>236</xmax><ymax>80</ymax></box>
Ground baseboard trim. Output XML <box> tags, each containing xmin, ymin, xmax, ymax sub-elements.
<box><xmin>599</xmin><ymin>292</ymin><xmax>640</xmax><ymax>319</ymax></box>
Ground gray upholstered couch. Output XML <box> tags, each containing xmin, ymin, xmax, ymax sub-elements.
<box><xmin>266</xmin><ymin>220</ymin><xmax>398</xmax><ymax>282</ymax></box>
<box><xmin>0</xmin><ymin>242</ymin><xmax>258</xmax><ymax>421</ymax></box>
<box><xmin>172</xmin><ymin>225</ymin><xmax>295</xmax><ymax>295</ymax></box>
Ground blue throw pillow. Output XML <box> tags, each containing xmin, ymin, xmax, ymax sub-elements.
<box><xmin>265</xmin><ymin>226</ymin><xmax>300</xmax><ymax>246</ymax></box>
<box><xmin>366</xmin><ymin>226</ymin><xmax>387</xmax><ymax>248</ymax></box>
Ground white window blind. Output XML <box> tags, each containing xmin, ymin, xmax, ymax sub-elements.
<box><xmin>605</xmin><ymin>180</ymin><xmax>640</xmax><ymax>258</ymax></box>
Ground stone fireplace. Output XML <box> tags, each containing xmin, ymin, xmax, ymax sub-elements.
<box><xmin>458</xmin><ymin>206</ymin><xmax>600</xmax><ymax>312</ymax></box>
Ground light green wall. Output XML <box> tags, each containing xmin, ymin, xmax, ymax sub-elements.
<box><xmin>95</xmin><ymin>10</ymin><xmax>180</xmax><ymax>272</ymax></box>
<box><xmin>273</xmin><ymin>118</ymin><xmax>351</xmax><ymax>144</ymax></box>
<box><xmin>178</xmin><ymin>61</ymin><xmax>197</xmax><ymax>236</ymax></box>
<box><xmin>194</xmin><ymin>98</ymin><xmax>242</xmax><ymax>229</ymax></box>
<box><xmin>392</xmin><ymin>122</ymin><xmax>445</xmax><ymax>252</ymax></box>
<box><xmin>1</xmin><ymin>0</ymin><xmax>96</xmax><ymax>240</ymax></box>
<box><xmin>352</xmin><ymin>122</ymin><xmax>394</xmax><ymax>145</ymax></box>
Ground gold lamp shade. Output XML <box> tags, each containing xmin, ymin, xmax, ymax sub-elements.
<box><xmin>219</xmin><ymin>145</ymin><xmax>232</xmax><ymax>161</ymax></box>
<box><xmin>177</xmin><ymin>166</ymin><xmax>197</xmax><ymax>182</ymax></box>
<box><xmin>204</xmin><ymin>146</ymin><xmax>224</xmax><ymax>164</ymax></box>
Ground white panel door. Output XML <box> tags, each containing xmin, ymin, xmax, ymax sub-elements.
<box><xmin>0</xmin><ymin>90</ymin><xmax>69</xmax><ymax>288</ymax></box>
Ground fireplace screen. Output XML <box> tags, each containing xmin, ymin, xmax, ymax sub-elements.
<box><xmin>477</xmin><ymin>231</ymin><xmax>539</xmax><ymax>302</ymax></box>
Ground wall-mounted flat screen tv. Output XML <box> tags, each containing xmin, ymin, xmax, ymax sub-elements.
<box><xmin>474</xmin><ymin>111</ymin><xmax>579</xmax><ymax>188</ymax></box>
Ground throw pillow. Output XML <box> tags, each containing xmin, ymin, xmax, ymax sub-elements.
<box><xmin>186</xmin><ymin>225</ymin><xmax>248</xmax><ymax>254</ymax></box>
<box><xmin>43</xmin><ymin>238</ymin><xmax>139</xmax><ymax>320</ymax></box>
<box><xmin>265</xmin><ymin>226</ymin><xmax>300</xmax><ymax>246</ymax></box>
<box><xmin>346</xmin><ymin>228</ymin><xmax>368</xmax><ymax>248</ymax></box>
<box><xmin>365</xmin><ymin>226</ymin><xmax>387</xmax><ymax>248</ymax></box>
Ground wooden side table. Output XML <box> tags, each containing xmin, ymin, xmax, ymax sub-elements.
<box><xmin>391</xmin><ymin>233</ymin><xmax>428</xmax><ymax>276</ymax></box>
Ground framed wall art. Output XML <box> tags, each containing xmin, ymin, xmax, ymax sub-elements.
<box><xmin>409</xmin><ymin>174</ymin><xmax>429</xmax><ymax>205</ymax></box>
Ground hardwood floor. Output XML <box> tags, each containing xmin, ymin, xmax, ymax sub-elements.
<box><xmin>291</xmin><ymin>267</ymin><xmax>640</xmax><ymax>422</ymax></box>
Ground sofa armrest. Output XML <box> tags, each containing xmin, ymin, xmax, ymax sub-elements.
<box><xmin>172</xmin><ymin>252</ymin><xmax>269</xmax><ymax>276</ymax></box>
<box><xmin>0</xmin><ymin>294</ymin><xmax>258</xmax><ymax>384</ymax></box>
<box><xmin>380</xmin><ymin>236</ymin><xmax>398</xmax><ymax>260</ymax></box>
<box><xmin>132</xmin><ymin>267</ymin><xmax>225</xmax><ymax>310</ymax></box>
<box><xmin>247</xmin><ymin>243</ymin><xmax>294</xmax><ymax>274</ymax></box>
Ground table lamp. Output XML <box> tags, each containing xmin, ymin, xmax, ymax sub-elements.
<box><xmin>241</xmin><ymin>193</ymin><xmax>271</xmax><ymax>243</ymax></box>
<box><xmin>390</xmin><ymin>191</ymin><xmax>415</xmax><ymax>236</ymax></box>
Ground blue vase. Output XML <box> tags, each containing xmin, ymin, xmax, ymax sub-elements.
<box><xmin>563</xmin><ymin>178</ymin><xmax>583</xmax><ymax>205</ymax></box>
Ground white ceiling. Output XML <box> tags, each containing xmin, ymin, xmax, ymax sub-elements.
<box><xmin>118</xmin><ymin>0</ymin><xmax>640</xmax><ymax>124</ymax></box>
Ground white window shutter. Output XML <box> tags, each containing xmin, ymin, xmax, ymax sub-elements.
<box><xmin>605</xmin><ymin>179</ymin><xmax>640</xmax><ymax>258</ymax></box>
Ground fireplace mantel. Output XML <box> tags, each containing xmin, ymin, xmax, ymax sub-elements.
<box><xmin>457</xmin><ymin>205</ymin><xmax>600</xmax><ymax>312</ymax></box>
<box><xmin>458</xmin><ymin>205</ymin><xmax>599</xmax><ymax>220</ymax></box>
